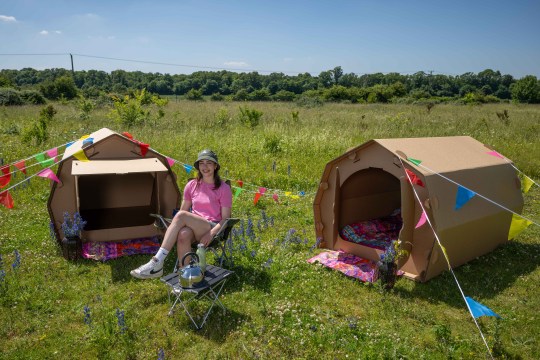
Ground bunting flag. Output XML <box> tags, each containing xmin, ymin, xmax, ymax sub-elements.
<box><xmin>405</xmin><ymin>168</ymin><xmax>425</xmax><ymax>187</ymax></box>
<box><xmin>407</xmin><ymin>157</ymin><xmax>422</xmax><ymax>166</ymax></box>
<box><xmin>521</xmin><ymin>175</ymin><xmax>534</xmax><ymax>194</ymax></box>
<box><xmin>0</xmin><ymin>190</ymin><xmax>14</xmax><ymax>209</ymax></box>
<box><xmin>122</xmin><ymin>132</ymin><xmax>133</xmax><ymax>139</ymax></box>
<box><xmin>253</xmin><ymin>192</ymin><xmax>262</xmax><ymax>205</ymax></box>
<box><xmin>233</xmin><ymin>187</ymin><xmax>243</xmax><ymax>201</ymax></box>
<box><xmin>291</xmin><ymin>195</ymin><xmax>300</xmax><ymax>199</ymax></box>
<box><xmin>46</xmin><ymin>147</ymin><xmax>58</xmax><ymax>158</ymax></box>
<box><xmin>183</xmin><ymin>164</ymin><xmax>193</xmax><ymax>174</ymax></box>
<box><xmin>439</xmin><ymin>244</ymin><xmax>450</xmax><ymax>262</ymax></box>
<box><xmin>0</xmin><ymin>165</ymin><xmax>11</xmax><ymax>188</ymax></box>
<box><xmin>73</xmin><ymin>149</ymin><xmax>90</xmax><ymax>162</ymax></box>
<box><xmin>66</xmin><ymin>141</ymin><xmax>74</xmax><ymax>148</ymax></box>
<box><xmin>465</xmin><ymin>297</ymin><xmax>501</xmax><ymax>319</ymax></box>
<box><xmin>14</xmin><ymin>160</ymin><xmax>27</xmax><ymax>175</ymax></box>
<box><xmin>415</xmin><ymin>210</ymin><xmax>427</xmax><ymax>229</ymax></box>
<box><xmin>237</xmin><ymin>180</ymin><xmax>244</xmax><ymax>188</ymax></box>
<box><xmin>40</xmin><ymin>158</ymin><xmax>55</xmax><ymax>168</ymax></box>
<box><xmin>487</xmin><ymin>150</ymin><xmax>504</xmax><ymax>159</ymax></box>
<box><xmin>134</xmin><ymin>140</ymin><xmax>149</xmax><ymax>157</ymax></box>
<box><xmin>272</xmin><ymin>193</ymin><xmax>279</xmax><ymax>202</ymax></box>
<box><xmin>259</xmin><ymin>187</ymin><xmax>267</xmax><ymax>195</ymax></box>
<box><xmin>455</xmin><ymin>186</ymin><xmax>476</xmax><ymax>210</ymax></box>
<box><xmin>299</xmin><ymin>191</ymin><xmax>305</xmax><ymax>196</ymax></box>
<box><xmin>37</xmin><ymin>169</ymin><xmax>61</xmax><ymax>184</ymax></box>
<box><xmin>508</xmin><ymin>214</ymin><xmax>532</xmax><ymax>240</ymax></box>
<box><xmin>35</xmin><ymin>152</ymin><xmax>46</xmax><ymax>163</ymax></box>
<box><xmin>80</xmin><ymin>135</ymin><xmax>90</xmax><ymax>140</ymax></box>
<box><xmin>166</xmin><ymin>157</ymin><xmax>175</xmax><ymax>168</ymax></box>
<box><xmin>83</xmin><ymin>137</ymin><xmax>94</xmax><ymax>146</ymax></box>
<box><xmin>285</xmin><ymin>191</ymin><xmax>291</xmax><ymax>197</ymax></box>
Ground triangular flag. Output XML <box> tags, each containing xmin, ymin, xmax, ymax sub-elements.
<box><xmin>259</xmin><ymin>187</ymin><xmax>267</xmax><ymax>195</ymax></box>
<box><xmin>46</xmin><ymin>147</ymin><xmax>58</xmax><ymax>158</ymax></box>
<box><xmin>0</xmin><ymin>165</ymin><xmax>11</xmax><ymax>188</ymax></box>
<box><xmin>465</xmin><ymin>297</ymin><xmax>501</xmax><ymax>319</ymax></box>
<box><xmin>407</xmin><ymin>157</ymin><xmax>422</xmax><ymax>166</ymax></box>
<box><xmin>508</xmin><ymin>214</ymin><xmax>532</xmax><ymax>240</ymax></box>
<box><xmin>487</xmin><ymin>151</ymin><xmax>504</xmax><ymax>159</ymax></box>
<box><xmin>415</xmin><ymin>210</ymin><xmax>427</xmax><ymax>229</ymax></box>
<box><xmin>299</xmin><ymin>191</ymin><xmax>305</xmax><ymax>196</ymax></box>
<box><xmin>285</xmin><ymin>191</ymin><xmax>291</xmax><ymax>197</ymax></box>
<box><xmin>122</xmin><ymin>132</ymin><xmax>133</xmax><ymax>139</ymax></box>
<box><xmin>73</xmin><ymin>150</ymin><xmax>89</xmax><ymax>162</ymax></box>
<box><xmin>183</xmin><ymin>164</ymin><xmax>193</xmax><ymax>174</ymax></box>
<box><xmin>0</xmin><ymin>190</ymin><xmax>14</xmax><ymax>209</ymax></box>
<box><xmin>82</xmin><ymin>137</ymin><xmax>94</xmax><ymax>146</ymax></box>
<box><xmin>253</xmin><ymin>192</ymin><xmax>262</xmax><ymax>205</ymax></box>
<box><xmin>80</xmin><ymin>135</ymin><xmax>89</xmax><ymax>140</ymax></box>
<box><xmin>291</xmin><ymin>195</ymin><xmax>300</xmax><ymax>199</ymax></box>
<box><xmin>272</xmin><ymin>193</ymin><xmax>279</xmax><ymax>203</ymax></box>
<box><xmin>40</xmin><ymin>158</ymin><xmax>55</xmax><ymax>168</ymax></box>
<box><xmin>522</xmin><ymin>175</ymin><xmax>534</xmax><ymax>194</ymax></box>
<box><xmin>237</xmin><ymin>180</ymin><xmax>244</xmax><ymax>188</ymax></box>
<box><xmin>137</xmin><ymin>142</ymin><xmax>149</xmax><ymax>157</ymax></box>
<box><xmin>233</xmin><ymin>187</ymin><xmax>243</xmax><ymax>201</ymax></box>
<box><xmin>455</xmin><ymin>186</ymin><xmax>476</xmax><ymax>210</ymax></box>
<box><xmin>65</xmin><ymin>141</ymin><xmax>74</xmax><ymax>148</ymax></box>
<box><xmin>166</xmin><ymin>157</ymin><xmax>175</xmax><ymax>168</ymax></box>
<box><xmin>35</xmin><ymin>152</ymin><xmax>46</xmax><ymax>163</ymax></box>
<box><xmin>37</xmin><ymin>168</ymin><xmax>61</xmax><ymax>184</ymax></box>
<box><xmin>14</xmin><ymin>160</ymin><xmax>27</xmax><ymax>175</ymax></box>
<box><xmin>439</xmin><ymin>244</ymin><xmax>450</xmax><ymax>262</ymax></box>
<box><xmin>405</xmin><ymin>168</ymin><xmax>424</xmax><ymax>187</ymax></box>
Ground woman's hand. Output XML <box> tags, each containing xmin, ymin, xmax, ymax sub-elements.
<box><xmin>199</xmin><ymin>231</ymin><xmax>213</xmax><ymax>247</ymax></box>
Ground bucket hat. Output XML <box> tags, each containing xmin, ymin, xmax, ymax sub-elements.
<box><xmin>194</xmin><ymin>149</ymin><xmax>220</xmax><ymax>170</ymax></box>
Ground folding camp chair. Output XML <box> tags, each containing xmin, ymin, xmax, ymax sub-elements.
<box><xmin>160</xmin><ymin>265</ymin><xmax>234</xmax><ymax>329</ymax></box>
<box><xmin>149</xmin><ymin>214</ymin><xmax>239</xmax><ymax>269</ymax></box>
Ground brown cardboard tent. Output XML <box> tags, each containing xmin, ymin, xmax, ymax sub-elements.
<box><xmin>48</xmin><ymin>128</ymin><xmax>181</xmax><ymax>244</ymax></box>
<box><xmin>313</xmin><ymin>136</ymin><xmax>524</xmax><ymax>282</ymax></box>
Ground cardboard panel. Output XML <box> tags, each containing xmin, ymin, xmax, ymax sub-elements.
<box><xmin>83</xmin><ymin>224</ymin><xmax>158</xmax><ymax>242</ymax></box>
<box><xmin>72</xmin><ymin>158</ymin><xmax>167</xmax><ymax>175</ymax></box>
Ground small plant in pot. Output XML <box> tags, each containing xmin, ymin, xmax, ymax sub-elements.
<box><xmin>60</xmin><ymin>211</ymin><xmax>87</xmax><ymax>260</ymax></box>
<box><xmin>377</xmin><ymin>240</ymin><xmax>408</xmax><ymax>290</ymax></box>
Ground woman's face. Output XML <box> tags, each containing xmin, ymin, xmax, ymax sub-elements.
<box><xmin>198</xmin><ymin>159</ymin><xmax>217</xmax><ymax>178</ymax></box>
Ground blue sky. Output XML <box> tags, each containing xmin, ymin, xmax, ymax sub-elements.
<box><xmin>1</xmin><ymin>0</ymin><xmax>539</xmax><ymax>77</ymax></box>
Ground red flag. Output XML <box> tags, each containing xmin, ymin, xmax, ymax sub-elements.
<box><xmin>0</xmin><ymin>190</ymin><xmax>14</xmax><ymax>209</ymax></box>
<box><xmin>405</xmin><ymin>169</ymin><xmax>424</xmax><ymax>187</ymax></box>
<box><xmin>237</xmin><ymin>180</ymin><xmax>244</xmax><ymax>188</ymax></box>
<box><xmin>0</xmin><ymin>165</ymin><xmax>11</xmax><ymax>188</ymax></box>
<box><xmin>14</xmin><ymin>160</ymin><xmax>27</xmax><ymax>175</ymax></box>
<box><xmin>272</xmin><ymin>193</ymin><xmax>279</xmax><ymax>203</ymax></box>
<box><xmin>134</xmin><ymin>140</ymin><xmax>150</xmax><ymax>157</ymax></box>
<box><xmin>122</xmin><ymin>132</ymin><xmax>133</xmax><ymax>139</ymax></box>
<box><xmin>253</xmin><ymin>192</ymin><xmax>262</xmax><ymax>205</ymax></box>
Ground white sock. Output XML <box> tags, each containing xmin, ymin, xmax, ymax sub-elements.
<box><xmin>154</xmin><ymin>248</ymin><xmax>169</xmax><ymax>263</ymax></box>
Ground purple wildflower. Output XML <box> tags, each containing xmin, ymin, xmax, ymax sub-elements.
<box><xmin>83</xmin><ymin>305</ymin><xmax>91</xmax><ymax>326</ymax></box>
<box><xmin>116</xmin><ymin>308</ymin><xmax>126</xmax><ymax>334</ymax></box>
<box><xmin>157</xmin><ymin>348</ymin><xmax>165</xmax><ymax>360</ymax></box>
<box><xmin>11</xmin><ymin>250</ymin><xmax>21</xmax><ymax>271</ymax></box>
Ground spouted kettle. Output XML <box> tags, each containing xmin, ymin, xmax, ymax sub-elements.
<box><xmin>178</xmin><ymin>252</ymin><xmax>205</xmax><ymax>288</ymax></box>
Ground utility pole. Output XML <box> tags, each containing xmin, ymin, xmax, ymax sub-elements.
<box><xmin>70</xmin><ymin>53</ymin><xmax>75</xmax><ymax>75</ymax></box>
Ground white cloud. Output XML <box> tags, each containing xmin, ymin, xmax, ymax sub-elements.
<box><xmin>224</xmin><ymin>61</ymin><xmax>249</xmax><ymax>68</ymax></box>
<box><xmin>40</xmin><ymin>30</ymin><xmax>49</xmax><ymax>35</ymax></box>
<box><xmin>0</xmin><ymin>15</ymin><xmax>17</xmax><ymax>23</ymax></box>
<box><xmin>55</xmin><ymin>30</ymin><xmax>62</xmax><ymax>34</ymax></box>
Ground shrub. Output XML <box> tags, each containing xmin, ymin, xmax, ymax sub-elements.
<box><xmin>214</xmin><ymin>108</ymin><xmax>231</xmax><ymax>127</ymax></box>
<box><xmin>77</xmin><ymin>96</ymin><xmax>95</xmax><ymax>120</ymax></box>
<box><xmin>210</xmin><ymin>93</ymin><xmax>224</xmax><ymax>101</ymax></box>
<box><xmin>250</xmin><ymin>89</ymin><xmax>271</xmax><ymax>101</ymax></box>
<box><xmin>273</xmin><ymin>90</ymin><xmax>296</xmax><ymax>102</ymax></box>
<box><xmin>238</xmin><ymin>106</ymin><xmax>263</xmax><ymax>129</ymax></box>
<box><xmin>0</xmin><ymin>88</ymin><xmax>23</xmax><ymax>105</ymax></box>
<box><xmin>263</xmin><ymin>134</ymin><xmax>283</xmax><ymax>155</ymax></box>
<box><xmin>22</xmin><ymin>104</ymin><xmax>56</xmax><ymax>145</ymax></box>
<box><xmin>19</xmin><ymin>90</ymin><xmax>46</xmax><ymax>105</ymax></box>
<box><xmin>232</xmin><ymin>89</ymin><xmax>249</xmax><ymax>101</ymax></box>
<box><xmin>185</xmin><ymin>89</ymin><xmax>203</xmax><ymax>101</ymax></box>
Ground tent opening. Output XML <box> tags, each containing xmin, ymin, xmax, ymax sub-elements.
<box><xmin>338</xmin><ymin>168</ymin><xmax>402</xmax><ymax>251</ymax></box>
<box><xmin>77</xmin><ymin>173</ymin><xmax>157</xmax><ymax>230</ymax></box>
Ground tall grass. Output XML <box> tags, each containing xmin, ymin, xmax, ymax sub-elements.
<box><xmin>0</xmin><ymin>101</ymin><xmax>539</xmax><ymax>359</ymax></box>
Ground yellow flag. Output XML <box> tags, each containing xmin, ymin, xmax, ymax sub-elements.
<box><xmin>508</xmin><ymin>214</ymin><xmax>532</xmax><ymax>240</ymax></box>
<box><xmin>74</xmin><ymin>150</ymin><xmax>89</xmax><ymax>162</ymax></box>
<box><xmin>285</xmin><ymin>191</ymin><xmax>291</xmax><ymax>197</ymax></box>
<box><xmin>291</xmin><ymin>195</ymin><xmax>300</xmax><ymax>199</ymax></box>
<box><xmin>439</xmin><ymin>244</ymin><xmax>450</xmax><ymax>263</ymax></box>
<box><xmin>79</xmin><ymin>135</ymin><xmax>89</xmax><ymax>140</ymax></box>
<box><xmin>522</xmin><ymin>175</ymin><xmax>534</xmax><ymax>194</ymax></box>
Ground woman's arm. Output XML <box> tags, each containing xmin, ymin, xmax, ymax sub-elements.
<box><xmin>210</xmin><ymin>206</ymin><xmax>232</xmax><ymax>237</ymax></box>
<box><xmin>179</xmin><ymin>199</ymin><xmax>192</xmax><ymax>212</ymax></box>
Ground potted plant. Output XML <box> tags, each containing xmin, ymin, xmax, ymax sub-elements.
<box><xmin>60</xmin><ymin>211</ymin><xmax>87</xmax><ymax>260</ymax></box>
<box><xmin>377</xmin><ymin>240</ymin><xmax>408</xmax><ymax>290</ymax></box>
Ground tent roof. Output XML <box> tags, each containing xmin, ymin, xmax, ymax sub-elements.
<box><xmin>62</xmin><ymin>128</ymin><xmax>120</xmax><ymax>160</ymax></box>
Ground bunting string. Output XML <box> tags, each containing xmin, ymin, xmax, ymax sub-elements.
<box><xmin>406</xmin><ymin>158</ymin><xmax>539</xmax><ymax>228</ymax></box>
<box><xmin>0</xmin><ymin>141</ymin><xmax>72</xmax><ymax>178</ymax></box>
<box><xmin>487</xmin><ymin>150</ymin><xmax>539</xmax><ymax>191</ymax></box>
<box><xmin>400</xmin><ymin>158</ymin><xmax>495</xmax><ymax>359</ymax></box>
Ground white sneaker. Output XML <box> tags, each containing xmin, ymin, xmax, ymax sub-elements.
<box><xmin>130</xmin><ymin>258</ymin><xmax>163</xmax><ymax>279</ymax></box>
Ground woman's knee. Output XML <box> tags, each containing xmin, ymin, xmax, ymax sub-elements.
<box><xmin>177</xmin><ymin>228</ymin><xmax>194</xmax><ymax>244</ymax></box>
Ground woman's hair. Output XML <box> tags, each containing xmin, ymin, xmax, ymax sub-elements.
<box><xmin>196</xmin><ymin>167</ymin><xmax>222</xmax><ymax>189</ymax></box>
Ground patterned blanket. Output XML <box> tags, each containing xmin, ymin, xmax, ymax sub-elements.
<box><xmin>82</xmin><ymin>236</ymin><xmax>161</xmax><ymax>261</ymax></box>
<box><xmin>307</xmin><ymin>250</ymin><xmax>378</xmax><ymax>283</ymax></box>
<box><xmin>340</xmin><ymin>209</ymin><xmax>402</xmax><ymax>250</ymax></box>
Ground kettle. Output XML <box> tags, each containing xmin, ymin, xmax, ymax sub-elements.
<box><xmin>178</xmin><ymin>252</ymin><xmax>205</xmax><ymax>288</ymax></box>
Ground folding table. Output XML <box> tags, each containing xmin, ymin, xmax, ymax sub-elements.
<box><xmin>160</xmin><ymin>265</ymin><xmax>233</xmax><ymax>329</ymax></box>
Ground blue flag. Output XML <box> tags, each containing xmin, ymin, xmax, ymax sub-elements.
<box><xmin>465</xmin><ymin>297</ymin><xmax>501</xmax><ymax>318</ymax></box>
<box><xmin>183</xmin><ymin>164</ymin><xmax>193</xmax><ymax>174</ymax></box>
<box><xmin>83</xmin><ymin>137</ymin><xmax>94</xmax><ymax>146</ymax></box>
<box><xmin>455</xmin><ymin>186</ymin><xmax>476</xmax><ymax>210</ymax></box>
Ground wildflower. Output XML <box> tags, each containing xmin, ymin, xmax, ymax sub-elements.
<box><xmin>49</xmin><ymin>221</ymin><xmax>56</xmax><ymax>240</ymax></box>
<box><xmin>11</xmin><ymin>250</ymin><xmax>21</xmax><ymax>271</ymax></box>
<box><xmin>61</xmin><ymin>212</ymin><xmax>87</xmax><ymax>238</ymax></box>
<box><xmin>0</xmin><ymin>253</ymin><xmax>3</xmax><ymax>268</ymax></box>
<box><xmin>262</xmin><ymin>258</ymin><xmax>274</xmax><ymax>268</ymax></box>
<box><xmin>116</xmin><ymin>308</ymin><xmax>126</xmax><ymax>334</ymax></box>
<box><xmin>0</xmin><ymin>269</ymin><xmax>5</xmax><ymax>283</ymax></box>
<box><xmin>83</xmin><ymin>305</ymin><xmax>91</xmax><ymax>326</ymax></box>
<box><xmin>157</xmin><ymin>348</ymin><xmax>165</xmax><ymax>360</ymax></box>
<box><xmin>269</xmin><ymin>216</ymin><xmax>274</xmax><ymax>227</ymax></box>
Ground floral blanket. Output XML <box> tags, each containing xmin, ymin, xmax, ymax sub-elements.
<box><xmin>82</xmin><ymin>236</ymin><xmax>161</xmax><ymax>261</ymax></box>
<box><xmin>340</xmin><ymin>209</ymin><xmax>402</xmax><ymax>250</ymax></box>
<box><xmin>307</xmin><ymin>250</ymin><xmax>378</xmax><ymax>283</ymax></box>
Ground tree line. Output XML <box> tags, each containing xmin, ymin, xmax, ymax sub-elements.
<box><xmin>1</xmin><ymin>66</ymin><xmax>539</xmax><ymax>104</ymax></box>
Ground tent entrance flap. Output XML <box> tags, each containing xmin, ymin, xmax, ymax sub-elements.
<box><xmin>73</xmin><ymin>159</ymin><xmax>165</xmax><ymax>231</ymax></box>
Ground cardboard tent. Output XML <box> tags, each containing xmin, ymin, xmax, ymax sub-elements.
<box><xmin>48</xmin><ymin>128</ymin><xmax>181</xmax><ymax>244</ymax></box>
<box><xmin>313</xmin><ymin>136</ymin><xmax>524</xmax><ymax>282</ymax></box>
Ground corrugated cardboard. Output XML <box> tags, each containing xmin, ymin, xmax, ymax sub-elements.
<box><xmin>313</xmin><ymin>136</ymin><xmax>524</xmax><ymax>282</ymax></box>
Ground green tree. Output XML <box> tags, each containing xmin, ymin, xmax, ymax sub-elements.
<box><xmin>511</xmin><ymin>75</ymin><xmax>540</xmax><ymax>103</ymax></box>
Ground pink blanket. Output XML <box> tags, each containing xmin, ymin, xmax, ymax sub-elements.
<box><xmin>307</xmin><ymin>250</ymin><xmax>378</xmax><ymax>283</ymax></box>
<box><xmin>82</xmin><ymin>236</ymin><xmax>161</xmax><ymax>261</ymax></box>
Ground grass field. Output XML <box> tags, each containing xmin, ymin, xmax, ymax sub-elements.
<box><xmin>1</xmin><ymin>100</ymin><xmax>539</xmax><ymax>359</ymax></box>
